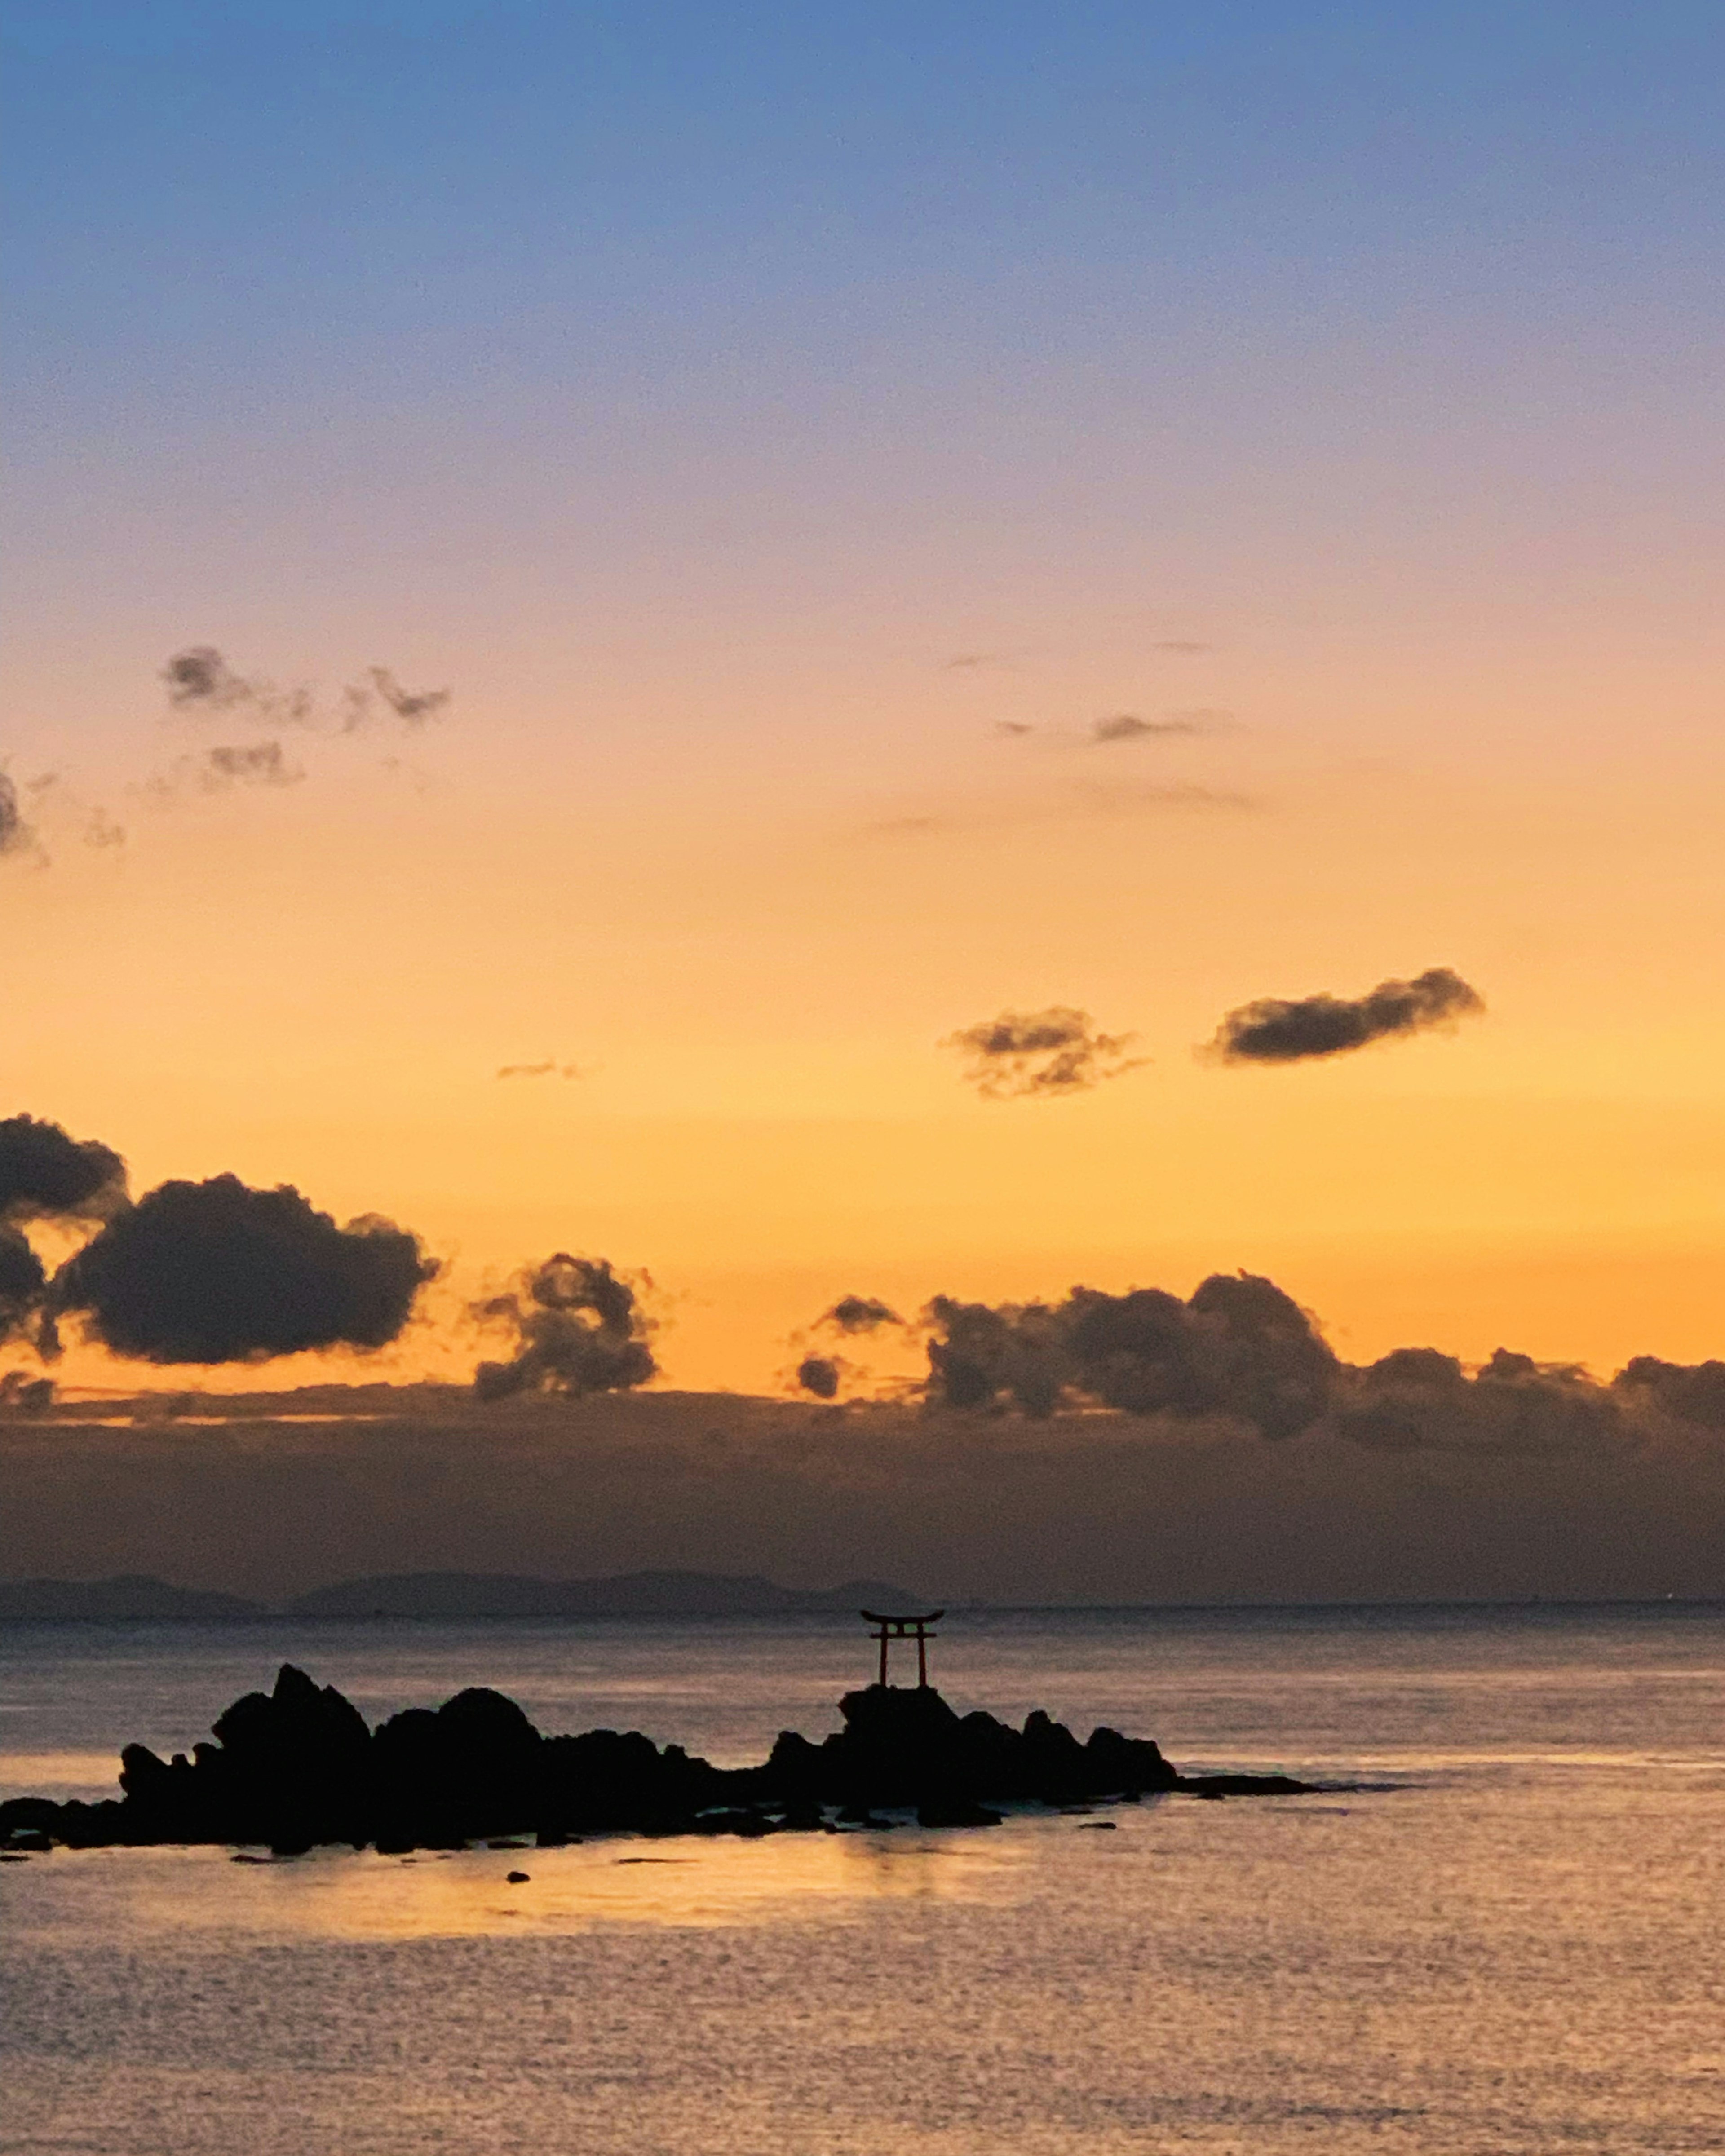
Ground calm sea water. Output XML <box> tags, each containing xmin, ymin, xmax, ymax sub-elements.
<box><xmin>2</xmin><ymin>1604</ymin><xmax>1721</xmax><ymax>2155</ymax></box>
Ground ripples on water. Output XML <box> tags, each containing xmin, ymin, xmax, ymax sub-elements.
<box><xmin>2</xmin><ymin>1604</ymin><xmax>1722</xmax><ymax>2153</ymax></box>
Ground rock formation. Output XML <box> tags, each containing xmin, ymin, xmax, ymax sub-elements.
<box><xmin>0</xmin><ymin>1665</ymin><xmax>1315</xmax><ymax>1855</ymax></box>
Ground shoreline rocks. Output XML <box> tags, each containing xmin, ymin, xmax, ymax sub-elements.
<box><xmin>0</xmin><ymin>1664</ymin><xmax>1318</xmax><ymax>1855</ymax></box>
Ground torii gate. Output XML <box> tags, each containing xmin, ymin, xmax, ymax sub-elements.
<box><xmin>861</xmin><ymin>1608</ymin><xmax>945</xmax><ymax>1688</ymax></box>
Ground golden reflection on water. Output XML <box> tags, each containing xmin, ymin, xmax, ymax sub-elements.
<box><xmin>0</xmin><ymin>1750</ymin><xmax>120</xmax><ymax>1795</ymax></box>
<box><xmin>113</xmin><ymin>1826</ymin><xmax>1031</xmax><ymax>1939</ymax></box>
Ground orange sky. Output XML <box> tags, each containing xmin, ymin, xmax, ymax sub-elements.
<box><xmin>9</xmin><ymin>6</ymin><xmax>1725</xmax><ymax>1396</ymax></box>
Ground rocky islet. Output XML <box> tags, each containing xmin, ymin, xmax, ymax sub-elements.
<box><xmin>0</xmin><ymin>1664</ymin><xmax>1317</xmax><ymax>1856</ymax></box>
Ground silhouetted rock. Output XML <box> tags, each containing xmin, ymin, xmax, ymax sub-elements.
<box><xmin>0</xmin><ymin>1668</ymin><xmax>1319</xmax><ymax>1853</ymax></box>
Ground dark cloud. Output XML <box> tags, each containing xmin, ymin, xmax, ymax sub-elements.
<box><xmin>1208</xmin><ymin>967</ymin><xmax>1485</xmax><ymax>1065</ymax></box>
<box><xmin>1152</xmin><ymin>640</ymin><xmax>1210</xmax><ymax>654</ymax></box>
<box><xmin>162</xmin><ymin>647</ymin><xmax>257</xmax><ymax>710</ymax></box>
<box><xmin>495</xmin><ymin>1061</ymin><xmax>585</xmax><ymax>1080</ymax></box>
<box><xmin>473</xmin><ymin>1255</ymin><xmax>657</xmax><ymax>1401</ymax></box>
<box><xmin>993</xmin><ymin>720</ymin><xmax>1034</xmax><ymax>736</ymax></box>
<box><xmin>344</xmin><ymin>668</ymin><xmax>452</xmax><ymax>731</ymax></box>
<box><xmin>1089</xmin><ymin>712</ymin><xmax>1205</xmax><ymax>743</ymax></box>
<box><xmin>0</xmin><ymin>1117</ymin><xmax>128</xmax><ymax>1350</ymax></box>
<box><xmin>162</xmin><ymin>647</ymin><xmax>448</xmax><ymax>738</ymax></box>
<box><xmin>1612</xmin><ymin>1356</ymin><xmax>1725</xmax><ymax>1431</ymax></box>
<box><xmin>1332</xmin><ymin>1346</ymin><xmax>1621</xmax><ymax>1456</ymax></box>
<box><xmin>203</xmin><ymin>742</ymin><xmax>304</xmax><ymax>789</ymax></box>
<box><xmin>822</xmin><ymin>1295</ymin><xmax>902</xmax><ymax>1335</ymax></box>
<box><xmin>0</xmin><ymin>1115</ymin><xmax>128</xmax><ymax>1225</ymax></box>
<box><xmin>0</xmin><ymin>774</ymin><xmax>40</xmax><ymax>861</ymax></box>
<box><xmin>0</xmin><ymin>1368</ymin><xmax>54</xmax><ymax>1414</ymax></box>
<box><xmin>84</xmin><ymin>809</ymin><xmax>126</xmax><ymax>849</ymax></box>
<box><xmin>915</xmin><ymin>1275</ymin><xmax>1671</xmax><ymax>1455</ymax></box>
<box><xmin>795</xmin><ymin>1354</ymin><xmax>842</xmax><ymax>1399</ymax></box>
<box><xmin>924</xmin><ymin>1273</ymin><xmax>1338</xmax><ymax>1437</ymax></box>
<box><xmin>943</xmin><ymin>1007</ymin><xmax>1147</xmax><ymax>1099</ymax></box>
<box><xmin>0</xmin><ymin>1230</ymin><xmax>48</xmax><ymax>1343</ymax></box>
<box><xmin>52</xmin><ymin>1175</ymin><xmax>437</xmax><ymax>1365</ymax></box>
<box><xmin>161</xmin><ymin>647</ymin><xmax>312</xmax><ymax>727</ymax></box>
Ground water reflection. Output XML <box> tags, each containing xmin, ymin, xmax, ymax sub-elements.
<box><xmin>72</xmin><ymin>1825</ymin><xmax>1031</xmax><ymax>1940</ymax></box>
<box><xmin>0</xmin><ymin>1750</ymin><xmax>120</xmax><ymax>1797</ymax></box>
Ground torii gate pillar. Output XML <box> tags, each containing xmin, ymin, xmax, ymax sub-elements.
<box><xmin>861</xmin><ymin>1609</ymin><xmax>945</xmax><ymax>1688</ymax></box>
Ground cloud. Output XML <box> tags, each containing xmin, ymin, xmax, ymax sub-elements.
<box><xmin>864</xmin><ymin>782</ymin><xmax>1256</xmax><ymax>839</ymax></box>
<box><xmin>1331</xmin><ymin>1346</ymin><xmax>1621</xmax><ymax>1456</ymax></box>
<box><xmin>473</xmin><ymin>1254</ymin><xmax>657</xmax><ymax>1401</ymax></box>
<box><xmin>1207</xmin><ymin>967</ymin><xmax>1485</xmax><ymax>1065</ymax></box>
<box><xmin>161</xmin><ymin>647</ymin><xmax>312</xmax><ymax>726</ymax></box>
<box><xmin>0</xmin><ymin>1114</ymin><xmax>128</xmax><ymax>1225</ymax></box>
<box><xmin>344</xmin><ymin>667</ymin><xmax>452</xmax><ymax>732</ymax></box>
<box><xmin>202</xmin><ymin>742</ymin><xmax>305</xmax><ymax>789</ymax></box>
<box><xmin>1612</xmin><ymin>1356</ymin><xmax>1725</xmax><ymax>1432</ymax></box>
<box><xmin>0</xmin><ymin>1116</ymin><xmax>128</xmax><ymax>1350</ymax></box>
<box><xmin>0</xmin><ymin>774</ymin><xmax>41</xmax><ymax>861</ymax></box>
<box><xmin>795</xmin><ymin>1354</ymin><xmax>843</xmax><ymax>1398</ymax></box>
<box><xmin>917</xmin><ymin>1273</ymin><xmax>1658</xmax><ymax>1455</ymax></box>
<box><xmin>1152</xmin><ymin>640</ymin><xmax>1210</xmax><ymax>654</ymax></box>
<box><xmin>942</xmin><ymin>1007</ymin><xmax>1147</xmax><ymax>1100</ymax></box>
<box><xmin>52</xmin><ymin>1175</ymin><xmax>437</xmax><ymax>1364</ymax></box>
<box><xmin>495</xmin><ymin>1061</ymin><xmax>586</xmax><ymax>1080</ymax></box>
<box><xmin>84</xmin><ymin>809</ymin><xmax>126</xmax><ymax>849</ymax></box>
<box><xmin>0</xmin><ymin>1368</ymin><xmax>53</xmax><ymax>1414</ymax></box>
<box><xmin>1089</xmin><ymin>712</ymin><xmax>1211</xmax><ymax>743</ymax></box>
<box><xmin>161</xmin><ymin>647</ymin><xmax>449</xmax><ymax>738</ymax></box>
<box><xmin>924</xmin><ymin>1273</ymin><xmax>1338</xmax><ymax>1437</ymax></box>
<box><xmin>162</xmin><ymin>647</ymin><xmax>260</xmax><ymax>711</ymax></box>
<box><xmin>0</xmin><ymin>1231</ymin><xmax>48</xmax><ymax>1343</ymax></box>
<box><xmin>821</xmin><ymin>1295</ymin><xmax>902</xmax><ymax>1335</ymax></box>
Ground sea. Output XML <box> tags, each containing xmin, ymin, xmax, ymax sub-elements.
<box><xmin>1</xmin><ymin>1603</ymin><xmax>1721</xmax><ymax>2155</ymax></box>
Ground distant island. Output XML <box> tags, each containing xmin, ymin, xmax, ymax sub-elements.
<box><xmin>0</xmin><ymin>1570</ymin><xmax>927</xmax><ymax>1622</ymax></box>
<box><xmin>0</xmin><ymin>1663</ymin><xmax>1319</xmax><ymax>1856</ymax></box>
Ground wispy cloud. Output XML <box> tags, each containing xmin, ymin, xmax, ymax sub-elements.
<box><xmin>943</xmin><ymin>1007</ymin><xmax>1148</xmax><ymax>1100</ymax></box>
<box><xmin>863</xmin><ymin>780</ymin><xmax>1255</xmax><ymax>839</ymax></box>
<box><xmin>495</xmin><ymin>1060</ymin><xmax>588</xmax><ymax>1080</ymax></box>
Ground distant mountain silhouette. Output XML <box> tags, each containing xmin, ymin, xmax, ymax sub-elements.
<box><xmin>285</xmin><ymin>1571</ymin><xmax>927</xmax><ymax>1618</ymax></box>
<box><xmin>0</xmin><ymin>1575</ymin><xmax>265</xmax><ymax>1619</ymax></box>
<box><xmin>0</xmin><ymin>1569</ymin><xmax>929</xmax><ymax>1621</ymax></box>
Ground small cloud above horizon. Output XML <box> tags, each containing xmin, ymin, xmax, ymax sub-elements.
<box><xmin>1206</xmin><ymin>967</ymin><xmax>1486</xmax><ymax>1064</ymax></box>
<box><xmin>495</xmin><ymin>1060</ymin><xmax>588</xmax><ymax>1081</ymax></box>
<box><xmin>1089</xmin><ymin>710</ymin><xmax>1233</xmax><ymax>743</ymax></box>
<box><xmin>943</xmin><ymin>1007</ymin><xmax>1148</xmax><ymax>1100</ymax></box>
<box><xmin>862</xmin><ymin>779</ymin><xmax>1255</xmax><ymax>839</ymax></box>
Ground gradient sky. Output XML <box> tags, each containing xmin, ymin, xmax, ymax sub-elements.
<box><xmin>6</xmin><ymin>1</ymin><xmax>1725</xmax><ymax>1391</ymax></box>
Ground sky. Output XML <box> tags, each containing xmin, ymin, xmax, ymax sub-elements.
<box><xmin>6</xmin><ymin>0</ymin><xmax>1725</xmax><ymax>1396</ymax></box>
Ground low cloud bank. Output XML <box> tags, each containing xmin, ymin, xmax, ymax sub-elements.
<box><xmin>1208</xmin><ymin>967</ymin><xmax>1485</xmax><ymax>1064</ymax></box>
<box><xmin>925</xmin><ymin>1275</ymin><xmax>1336</xmax><ymax>1438</ymax></box>
<box><xmin>5</xmin><ymin>1384</ymin><xmax>1721</xmax><ymax>1605</ymax></box>
<box><xmin>916</xmin><ymin>1272</ymin><xmax>1725</xmax><ymax>1459</ymax></box>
